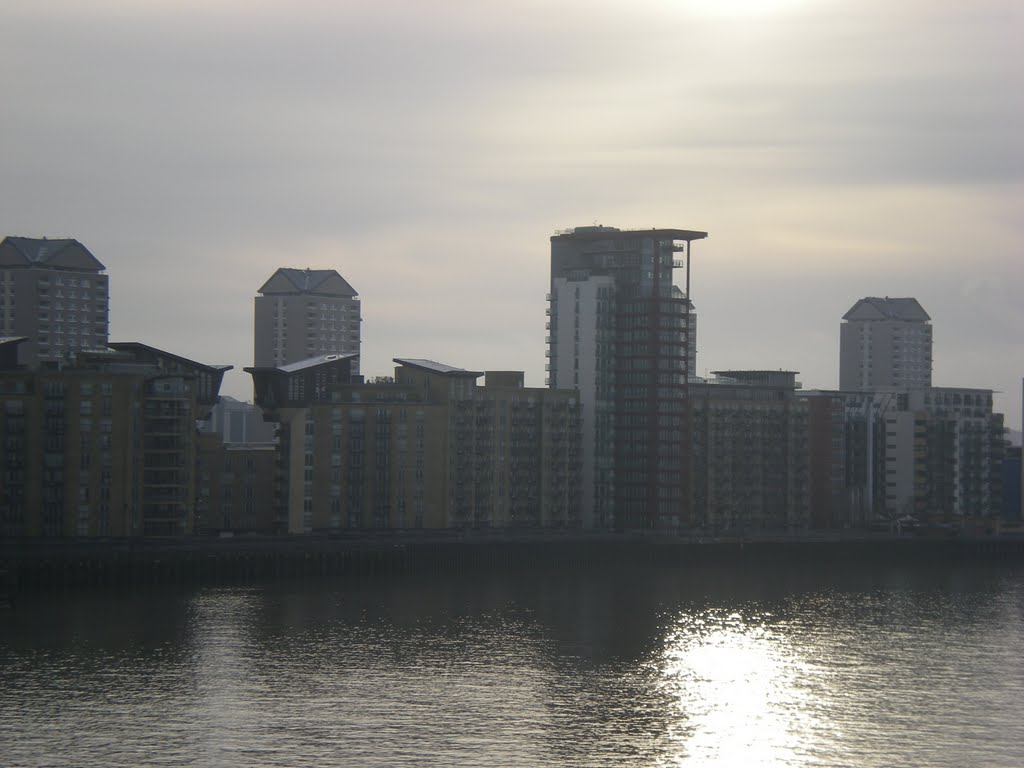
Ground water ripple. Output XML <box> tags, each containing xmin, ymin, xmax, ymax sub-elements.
<box><xmin>2</xmin><ymin>564</ymin><xmax>1024</xmax><ymax>766</ymax></box>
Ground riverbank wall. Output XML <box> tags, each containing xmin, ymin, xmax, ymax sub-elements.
<box><xmin>4</xmin><ymin>533</ymin><xmax>1024</xmax><ymax>598</ymax></box>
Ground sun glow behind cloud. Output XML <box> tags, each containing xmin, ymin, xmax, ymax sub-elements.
<box><xmin>671</xmin><ymin>0</ymin><xmax>808</xmax><ymax>17</ymax></box>
<box><xmin>1</xmin><ymin>0</ymin><xmax>1021</xmax><ymax>427</ymax></box>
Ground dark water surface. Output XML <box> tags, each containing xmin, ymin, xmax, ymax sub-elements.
<box><xmin>3</xmin><ymin>560</ymin><xmax>1024</xmax><ymax>767</ymax></box>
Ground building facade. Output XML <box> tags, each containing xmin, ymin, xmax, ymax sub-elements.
<box><xmin>547</xmin><ymin>225</ymin><xmax>707</xmax><ymax>530</ymax></box>
<box><xmin>195</xmin><ymin>433</ymin><xmax>277</xmax><ymax>535</ymax></box>
<box><xmin>247</xmin><ymin>356</ymin><xmax>582</xmax><ymax>533</ymax></box>
<box><xmin>0</xmin><ymin>236</ymin><xmax>109</xmax><ymax>366</ymax></box>
<box><xmin>0</xmin><ymin>340</ymin><xmax>228</xmax><ymax>537</ymax></box>
<box><xmin>254</xmin><ymin>267</ymin><xmax>361</xmax><ymax>373</ymax></box>
<box><xmin>803</xmin><ymin>390</ymin><xmax>848</xmax><ymax>529</ymax></box>
<box><xmin>906</xmin><ymin>387</ymin><xmax>1004</xmax><ymax>523</ymax></box>
<box><xmin>802</xmin><ymin>387</ymin><xmax>1004</xmax><ymax>529</ymax></box>
<box><xmin>690</xmin><ymin>371</ymin><xmax>810</xmax><ymax>534</ymax></box>
<box><xmin>839</xmin><ymin>297</ymin><xmax>932</xmax><ymax>391</ymax></box>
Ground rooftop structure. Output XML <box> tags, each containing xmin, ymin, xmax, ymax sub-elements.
<box><xmin>245</xmin><ymin>352</ymin><xmax>359</xmax><ymax>409</ymax></box>
<box><xmin>392</xmin><ymin>358</ymin><xmax>483</xmax><ymax>377</ymax></box>
<box><xmin>107</xmin><ymin>341</ymin><xmax>231</xmax><ymax>412</ymax></box>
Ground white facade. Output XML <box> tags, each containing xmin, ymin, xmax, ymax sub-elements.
<box><xmin>550</xmin><ymin>274</ymin><xmax>614</xmax><ymax>527</ymax></box>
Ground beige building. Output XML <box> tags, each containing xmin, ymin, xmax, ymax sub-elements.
<box><xmin>253</xmin><ymin>268</ymin><xmax>361</xmax><ymax>374</ymax></box>
<box><xmin>0</xmin><ymin>339</ymin><xmax>228</xmax><ymax>537</ymax></box>
<box><xmin>246</xmin><ymin>356</ymin><xmax>582</xmax><ymax>533</ymax></box>
<box><xmin>0</xmin><ymin>236</ymin><xmax>110</xmax><ymax>366</ymax></box>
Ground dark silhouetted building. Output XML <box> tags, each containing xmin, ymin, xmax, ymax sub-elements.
<box><xmin>547</xmin><ymin>225</ymin><xmax>707</xmax><ymax>530</ymax></box>
<box><xmin>690</xmin><ymin>371</ymin><xmax>810</xmax><ymax>533</ymax></box>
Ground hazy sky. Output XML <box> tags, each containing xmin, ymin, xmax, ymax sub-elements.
<box><xmin>2</xmin><ymin>0</ymin><xmax>1021</xmax><ymax>429</ymax></box>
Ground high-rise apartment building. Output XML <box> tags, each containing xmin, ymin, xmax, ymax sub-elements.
<box><xmin>0</xmin><ymin>236</ymin><xmax>109</xmax><ymax>366</ymax></box>
<box><xmin>839</xmin><ymin>297</ymin><xmax>932</xmax><ymax>391</ymax></box>
<box><xmin>254</xmin><ymin>268</ymin><xmax>361</xmax><ymax>373</ymax></box>
<box><xmin>547</xmin><ymin>225</ymin><xmax>707</xmax><ymax>530</ymax></box>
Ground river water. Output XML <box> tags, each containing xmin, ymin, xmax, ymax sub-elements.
<box><xmin>3</xmin><ymin>559</ymin><xmax>1024</xmax><ymax>767</ymax></box>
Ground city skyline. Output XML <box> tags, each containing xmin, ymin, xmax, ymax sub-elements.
<box><xmin>2</xmin><ymin>0</ymin><xmax>1020</xmax><ymax>429</ymax></box>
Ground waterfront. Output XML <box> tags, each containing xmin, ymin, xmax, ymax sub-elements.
<box><xmin>3</xmin><ymin>560</ymin><xmax>1024</xmax><ymax>767</ymax></box>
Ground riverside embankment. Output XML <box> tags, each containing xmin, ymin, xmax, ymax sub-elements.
<box><xmin>4</xmin><ymin>531</ymin><xmax>1024</xmax><ymax>598</ymax></box>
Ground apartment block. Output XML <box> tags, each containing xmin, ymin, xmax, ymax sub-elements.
<box><xmin>246</xmin><ymin>356</ymin><xmax>582</xmax><ymax>533</ymax></box>
<box><xmin>805</xmin><ymin>388</ymin><xmax>1004</xmax><ymax>529</ymax></box>
<box><xmin>690</xmin><ymin>371</ymin><xmax>810</xmax><ymax>534</ymax></box>
<box><xmin>254</xmin><ymin>267</ymin><xmax>361</xmax><ymax>373</ymax></box>
<box><xmin>0</xmin><ymin>236</ymin><xmax>110</xmax><ymax>366</ymax></box>
<box><xmin>907</xmin><ymin>387</ymin><xmax>1004</xmax><ymax>522</ymax></box>
<box><xmin>0</xmin><ymin>339</ymin><xmax>228</xmax><ymax>537</ymax></box>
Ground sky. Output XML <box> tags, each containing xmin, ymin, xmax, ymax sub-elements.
<box><xmin>2</xmin><ymin>0</ymin><xmax>1021</xmax><ymax>429</ymax></box>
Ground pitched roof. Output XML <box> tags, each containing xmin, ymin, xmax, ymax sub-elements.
<box><xmin>243</xmin><ymin>352</ymin><xmax>358</xmax><ymax>376</ymax></box>
<box><xmin>278</xmin><ymin>352</ymin><xmax>358</xmax><ymax>373</ymax></box>
<box><xmin>257</xmin><ymin>267</ymin><xmax>357</xmax><ymax>297</ymax></box>
<box><xmin>393</xmin><ymin>358</ymin><xmax>483</xmax><ymax>377</ymax></box>
<box><xmin>0</xmin><ymin>236</ymin><xmax>106</xmax><ymax>271</ymax></box>
<box><xmin>107</xmin><ymin>342</ymin><xmax>232</xmax><ymax>373</ymax></box>
<box><xmin>842</xmin><ymin>297</ymin><xmax>930</xmax><ymax>322</ymax></box>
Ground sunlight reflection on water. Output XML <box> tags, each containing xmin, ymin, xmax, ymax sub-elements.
<box><xmin>3</xmin><ymin>563</ymin><xmax>1024</xmax><ymax>767</ymax></box>
<box><xmin>654</xmin><ymin>611</ymin><xmax>817</xmax><ymax>767</ymax></box>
